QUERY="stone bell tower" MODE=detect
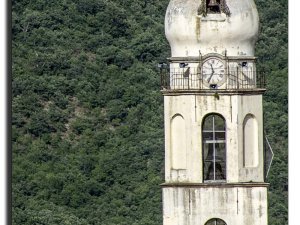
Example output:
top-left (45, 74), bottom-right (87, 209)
top-left (160, 0), bottom-right (268, 224)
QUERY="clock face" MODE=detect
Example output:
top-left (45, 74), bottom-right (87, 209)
top-left (202, 58), bottom-right (226, 87)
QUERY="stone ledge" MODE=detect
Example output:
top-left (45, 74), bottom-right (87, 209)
top-left (160, 182), bottom-right (270, 188)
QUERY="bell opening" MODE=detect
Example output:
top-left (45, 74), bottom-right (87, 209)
top-left (206, 0), bottom-right (221, 14)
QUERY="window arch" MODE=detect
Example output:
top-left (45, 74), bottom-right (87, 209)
top-left (205, 218), bottom-right (227, 225)
top-left (202, 114), bottom-right (226, 182)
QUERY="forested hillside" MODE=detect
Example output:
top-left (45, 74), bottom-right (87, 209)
top-left (12, 0), bottom-right (288, 224)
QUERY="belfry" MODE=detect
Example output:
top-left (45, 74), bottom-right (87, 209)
top-left (160, 0), bottom-right (268, 224)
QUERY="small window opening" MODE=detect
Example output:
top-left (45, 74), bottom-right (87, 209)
top-left (206, 0), bottom-right (221, 14)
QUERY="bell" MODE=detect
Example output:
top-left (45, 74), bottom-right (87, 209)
top-left (207, 0), bottom-right (221, 13)
top-left (208, 0), bottom-right (219, 7)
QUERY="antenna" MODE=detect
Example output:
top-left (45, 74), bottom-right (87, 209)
top-left (199, 50), bottom-right (203, 63)
top-left (264, 134), bottom-right (274, 178)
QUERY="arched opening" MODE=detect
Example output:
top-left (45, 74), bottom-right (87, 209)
top-left (205, 218), bottom-right (227, 225)
top-left (202, 114), bottom-right (226, 182)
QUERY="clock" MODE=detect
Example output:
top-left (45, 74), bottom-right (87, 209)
top-left (202, 58), bottom-right (226, 87)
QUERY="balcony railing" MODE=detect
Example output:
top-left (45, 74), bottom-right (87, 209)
top-left (160, 67), bottom-right (266, 90)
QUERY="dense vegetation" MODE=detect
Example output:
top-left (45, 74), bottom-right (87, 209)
top-left (12, 0), bottom-right (288, 224)
top-left (256, 0), bottom-right (288, 224)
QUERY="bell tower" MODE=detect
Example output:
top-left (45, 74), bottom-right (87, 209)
top-left (160, 0), bottom-right (268, 224)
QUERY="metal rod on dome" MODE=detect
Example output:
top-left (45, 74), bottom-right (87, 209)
top-left (237, 67), bottom-right (239, 89)
top-left (225, 49), bottom-right (228, 89)
top-left (199, 50), bottom-right (202, 89)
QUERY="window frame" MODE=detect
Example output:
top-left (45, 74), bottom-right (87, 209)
top-left (202, 113), bottom-right (227, 182)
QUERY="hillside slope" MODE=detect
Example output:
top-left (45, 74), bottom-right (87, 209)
top-left (12, 0), bottom-right (287, 224)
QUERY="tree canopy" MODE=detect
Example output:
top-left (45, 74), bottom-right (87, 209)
top-left (12, 0), bottom-right (288, 224)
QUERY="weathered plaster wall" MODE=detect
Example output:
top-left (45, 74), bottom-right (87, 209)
top-left (163, 186), bottom-right (268, 225)
top-left (164, 93), bottom-right (264, 183)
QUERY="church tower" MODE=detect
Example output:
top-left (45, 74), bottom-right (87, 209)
top-left (160, 0), bottom-right (268, 224)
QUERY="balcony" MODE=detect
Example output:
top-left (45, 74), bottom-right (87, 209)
top-left (160, 67), bottom-right (266, 91)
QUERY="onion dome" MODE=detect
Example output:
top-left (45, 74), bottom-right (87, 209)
top-left (165, 0), bottom-right (259, 57)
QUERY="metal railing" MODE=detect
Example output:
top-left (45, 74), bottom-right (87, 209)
top-left (160, 67), bottom-right (266, 90)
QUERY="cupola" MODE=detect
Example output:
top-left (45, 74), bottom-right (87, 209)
top-left (165, 0), bottom-right (259, 57)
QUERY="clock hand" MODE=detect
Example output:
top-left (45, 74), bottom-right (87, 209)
top-left (207, 64), bottom-right (214, 83)
top-left (207, 73), bottom-right (214, 83)
top-left (210, 64), bottom-right (214, 74)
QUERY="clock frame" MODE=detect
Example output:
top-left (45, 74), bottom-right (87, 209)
top-left (201, 57), bottom-right (227, 88)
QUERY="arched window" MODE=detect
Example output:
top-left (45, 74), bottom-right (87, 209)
top-left (205, 218), bottom-right (227, 225)
top-left (202, 114), bottom-right (226, 182)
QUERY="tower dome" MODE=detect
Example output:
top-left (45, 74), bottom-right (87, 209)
top-left (165, 0), bottom-right (259, 57)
